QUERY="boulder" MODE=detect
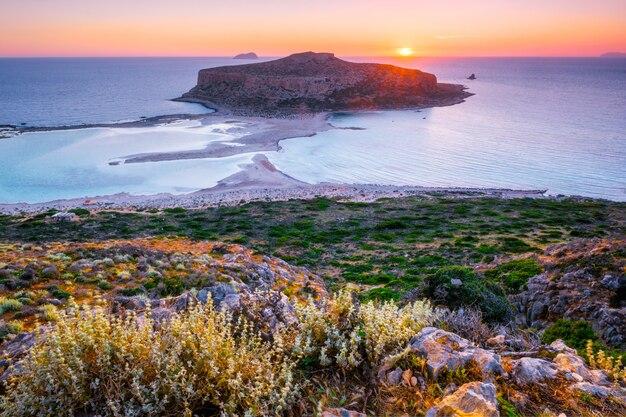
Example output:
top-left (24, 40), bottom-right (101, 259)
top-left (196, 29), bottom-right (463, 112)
top-left (425, 382), bottom-right (499, 417)
top-left (554, 353), bottom-right (608, 385)
top-left (511, 357), bottom-right (558, 385)
top-left (408, 327), bottom-right (503, 379)
top-left (197, 283), bottom-right (244, 313)
top-left (112, 296), bottom-right (149, 313)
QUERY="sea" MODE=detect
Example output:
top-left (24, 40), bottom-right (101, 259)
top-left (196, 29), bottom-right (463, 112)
top-left (0, 56), bottom-right (625, 203)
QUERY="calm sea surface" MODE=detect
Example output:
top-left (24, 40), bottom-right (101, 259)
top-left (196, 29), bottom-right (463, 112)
top-left (0, 57), bottom-right (624, 202)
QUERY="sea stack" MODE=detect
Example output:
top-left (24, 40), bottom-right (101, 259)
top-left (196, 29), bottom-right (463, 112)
top-left (180, 51), bottom-right (472, 115)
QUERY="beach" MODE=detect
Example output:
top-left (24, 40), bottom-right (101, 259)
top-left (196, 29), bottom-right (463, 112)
top-left (0, 150), bottom-right (548, 214)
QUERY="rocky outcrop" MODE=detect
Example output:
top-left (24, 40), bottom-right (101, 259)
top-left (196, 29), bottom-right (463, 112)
top-left (180, 52), bottom-right (471, 115)
top-left (405, 327), bottom-right (503, 379)
top-left (512, 239), bottom-right (625, 348)
top-left (511, 357), bottom-right (558, 385)
top-left (425, 382), bottom-right (499, 417)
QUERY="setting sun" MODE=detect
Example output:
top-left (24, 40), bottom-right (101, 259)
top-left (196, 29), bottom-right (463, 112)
top-left (397, 47), bottom-right (413, 56)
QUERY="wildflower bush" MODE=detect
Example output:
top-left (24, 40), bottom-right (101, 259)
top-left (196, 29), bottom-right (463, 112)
top-left (295, 290), bottom-right (439, 369)
top-left (586, 340), bottom-right (626, 384)
top-left (0, 290), bottom-right (439, 416)
top-left (1, 302), bottom-right (301, 417)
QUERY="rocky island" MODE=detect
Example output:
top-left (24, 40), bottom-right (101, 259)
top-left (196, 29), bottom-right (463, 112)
top-left (179, 51), bottom-right (471, 116)
top-left (233, 52), bottom-right (258, 59)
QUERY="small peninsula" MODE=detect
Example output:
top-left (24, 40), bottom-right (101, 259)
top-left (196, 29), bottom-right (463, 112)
top-left (180, 52), bottom-right (471, 115)
top-left (233, 52), bottom-right (258, 59)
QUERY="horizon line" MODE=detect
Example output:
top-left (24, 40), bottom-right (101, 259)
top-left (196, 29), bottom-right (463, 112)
top-left (0, 54), bottom-right (621, 59)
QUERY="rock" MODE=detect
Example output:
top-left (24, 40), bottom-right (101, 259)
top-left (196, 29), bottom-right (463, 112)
top-left (425, 382), bottom-right (499, 417)
top-left (571, 382), bottom-right (626, 403)
top-left (174, 292), bottom-right (196, 312)
top-left (601, 274), bottom-right (625, 291)
top-left (450, 278), bottom-right (463, 287)
top-left (321, 408), bottom-right (366, 417)
top-left (180, 52), bottom-right (472, 116)
top-left (197, 283), bottom-right (240, 308)
top-left (407, 327), bottom-right (503, 379)
top-left (554, 353), bottom-right (608, 385)
top-left (443, 382), bottom-right (458, 396)
top-left (486, 335), bottom-right (506, 346)
top-left (386, 367), bottom-right (403, 385)
top-left (36, 298), bottom-right (63, 306)
top-left (0, 331), bottom-right (41, 382)
top-left (402, 369), bottom-right (413, 385)
top-left (40, 266), bottom-right (59, 279)
top-left (112, 296), bottom-right (148, 313)
top-left (233, 52), bottom-right (258, 59)
top-left (548, 339), bottom-right (577, 355)
top-left (512, 239), bottom-right (626, 349)
top-left (511, 357), bottom-right (558, 385)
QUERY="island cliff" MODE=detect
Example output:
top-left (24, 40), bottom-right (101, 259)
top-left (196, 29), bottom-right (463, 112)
top-left (179, 52), bottom-right (472, 115)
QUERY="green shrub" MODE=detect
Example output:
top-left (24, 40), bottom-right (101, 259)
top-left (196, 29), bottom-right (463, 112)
top-left (541, 319), bottom-right (598, 355)
top-left (359, 288), bottom-right (401, 302)
top-left (97, 281), bottom-right (112, 291)
top-left (485, 257), bottom-right (542, 293)
top-left (498, 237), bottom-right (536, 254)
top-left (162, 207), bottom-right (187, 214)
top-left (0, 298), bottom-right (22, 315)
top-left (47, 285), bottom-right (71, 299)
top-left (68, 208), bottom-right (90, 217)
top-left (422, 266), bottom-right (512, 322)
top-left (374, 220), bottom-right (406, 230)
top-left (121, 287), bottom-right (144, 297)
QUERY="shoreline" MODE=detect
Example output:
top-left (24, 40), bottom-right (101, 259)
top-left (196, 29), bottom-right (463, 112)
top-left (0, 153), bottom-right (550, 214)
top-left (0, 184), bottom-right (550, 215)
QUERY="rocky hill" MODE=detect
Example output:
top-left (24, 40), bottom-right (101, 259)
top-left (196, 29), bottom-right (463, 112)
top-left (180, 52), bottom-right (471, 115)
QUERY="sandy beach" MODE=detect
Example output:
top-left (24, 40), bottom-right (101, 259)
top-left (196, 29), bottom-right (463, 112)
top-left (0, 152), bottom-right (548, 214)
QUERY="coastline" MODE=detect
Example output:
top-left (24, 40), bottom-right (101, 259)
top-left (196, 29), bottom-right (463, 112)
top-left (0, 153), bottom-right (548, 214)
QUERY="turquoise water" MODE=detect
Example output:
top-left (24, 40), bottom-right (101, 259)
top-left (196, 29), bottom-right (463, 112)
top-left (0, 57), bottom-right (624, 202)
top-left (270, 58), bottom-right (626, 200)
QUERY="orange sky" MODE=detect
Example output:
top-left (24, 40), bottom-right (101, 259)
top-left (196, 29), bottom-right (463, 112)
top-left (1, 0), bottom-right (625, 57)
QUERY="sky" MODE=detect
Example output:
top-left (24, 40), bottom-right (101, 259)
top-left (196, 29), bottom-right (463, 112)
top-left (1, 0), bottom-right (625, 57)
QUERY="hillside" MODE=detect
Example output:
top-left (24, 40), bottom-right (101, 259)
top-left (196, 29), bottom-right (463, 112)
top-left (179, 52), bottom-right (471, 115)
top-left (0, 196), bottom-right (624, 416)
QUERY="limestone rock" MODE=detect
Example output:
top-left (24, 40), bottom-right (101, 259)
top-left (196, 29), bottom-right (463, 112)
top-left (554, 353), bottom-right (608, 385)
top-left (408, 327), bottom-right (503, 379)
top-left (511, 357), bottom-right (558, 385)
top-left (425, 382), bottom-right (499, 417)
top-left (571, 382), bottom-right (626, 403)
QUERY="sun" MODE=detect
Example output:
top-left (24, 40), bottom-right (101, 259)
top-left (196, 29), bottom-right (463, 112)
top-left (397, 47), bottom-right (413, 57)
